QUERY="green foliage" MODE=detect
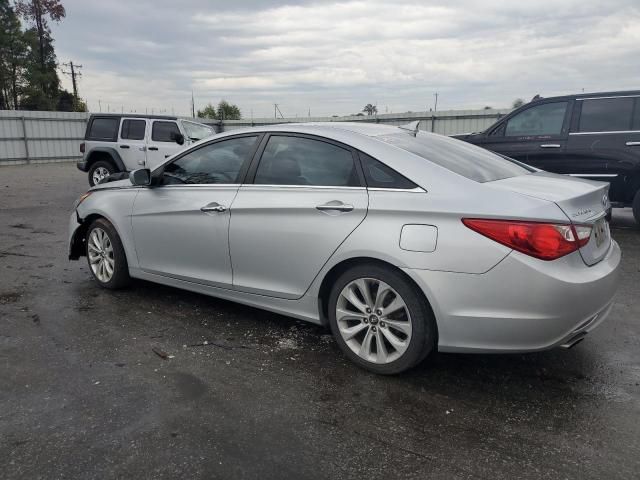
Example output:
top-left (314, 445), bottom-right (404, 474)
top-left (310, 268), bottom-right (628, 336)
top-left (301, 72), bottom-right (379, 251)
top-left (0, 0), bottom-right (28, 109)
top-left (362, 103), bottom-right (377, 116)
top-left (197, 102), bottom-right (218, 119)
top-left (0, 0), bottom-right (75, 111)
top-left (512, 98), bottom-right (525, 108)
top-left (197, 100), bottom-right (242, 120)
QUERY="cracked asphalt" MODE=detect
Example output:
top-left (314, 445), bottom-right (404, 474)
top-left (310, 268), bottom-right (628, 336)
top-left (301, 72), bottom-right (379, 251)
top-left (1, 163), bottom-right (639, 479)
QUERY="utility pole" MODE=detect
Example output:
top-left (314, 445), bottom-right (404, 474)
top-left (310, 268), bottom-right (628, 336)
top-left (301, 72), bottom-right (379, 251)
top-left (61, 61), bottom-right (83, 106)
top-left (274, 104), bottom-right (284, 119)
top-left (191, 91), bottom-right (196, 118)
top-left (434, 92), bottom-right (439, 112)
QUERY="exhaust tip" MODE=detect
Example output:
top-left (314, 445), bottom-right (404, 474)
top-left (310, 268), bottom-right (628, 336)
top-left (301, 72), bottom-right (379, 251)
top-left (560, 333), bottom-right (587, 349)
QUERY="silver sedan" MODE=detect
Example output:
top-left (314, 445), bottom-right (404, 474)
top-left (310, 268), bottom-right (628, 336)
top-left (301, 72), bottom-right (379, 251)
top-left (68, 122), bottom-right (621, 374)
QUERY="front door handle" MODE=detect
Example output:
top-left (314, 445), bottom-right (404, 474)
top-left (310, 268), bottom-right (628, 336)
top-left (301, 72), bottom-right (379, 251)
top-left (625, 141), bottom-right (640, 146)
top-left (200, 202), bottom-right (227, 213)
top-left (119, 145), bottom-right (130, 149)
top-left (540, 144), bottom-right (561, 148)
top-left (316, 202), bottom-right (354, 212)
top-left (148, 146), bottom-right (159, 151)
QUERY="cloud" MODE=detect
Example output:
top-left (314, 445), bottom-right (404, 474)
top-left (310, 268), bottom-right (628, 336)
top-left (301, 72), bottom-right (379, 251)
top-left (52, 0), bottom-right (640, 117)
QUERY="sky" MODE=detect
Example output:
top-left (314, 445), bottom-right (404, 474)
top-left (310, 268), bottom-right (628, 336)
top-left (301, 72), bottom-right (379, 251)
top-left (50, 0), bottom-right (640, 118)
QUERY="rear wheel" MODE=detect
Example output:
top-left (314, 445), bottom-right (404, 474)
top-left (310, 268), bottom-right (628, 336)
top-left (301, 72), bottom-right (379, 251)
top-left (88, 160), bottom-right (115, 187)
top-left (633, 190), bottom-right (640, 225)
top-left (328, 264), bottom-right (436, 374)
top-left (86, 218), bottom-right (131, 289)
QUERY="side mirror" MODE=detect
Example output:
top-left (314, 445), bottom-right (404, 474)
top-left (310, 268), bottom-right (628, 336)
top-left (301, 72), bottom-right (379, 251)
top-left (172, 132), bottom-right (185, 145)
top-left (129, 168), bottom-right (151, 186)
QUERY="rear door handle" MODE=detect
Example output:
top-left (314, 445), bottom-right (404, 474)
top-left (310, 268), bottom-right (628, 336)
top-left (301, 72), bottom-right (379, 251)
top-left (540, 144), bottom-right (561, 148)
top-left (200, 202), bottom-right (227, 213)
top-left (316, 202), bottom-right (354, 212)
top-left (119, 145), bottom-right (130, 149)
top-left (148, 146), bottom-right (159, 151)
top-left (625, 141), bottom-right (640, 146)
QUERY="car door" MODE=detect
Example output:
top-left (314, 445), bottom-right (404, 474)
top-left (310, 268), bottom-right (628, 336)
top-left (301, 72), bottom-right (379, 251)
top-left (118, 118), bottom-right (148, 170)
top-left (565, 95), bottom-right (640, 204)
top-left (229, 134), bottom-right (369, 299)
top-left (147, 120), bottom-right (184, 169)
top-left (478, 100), bottom-right (572, 170)
top-left (131, 134), bottom-right (261, 287)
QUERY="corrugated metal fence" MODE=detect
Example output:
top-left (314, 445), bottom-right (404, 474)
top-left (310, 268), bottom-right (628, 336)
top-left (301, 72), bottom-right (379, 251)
top-left (0, 108), bottom-right (510, 165)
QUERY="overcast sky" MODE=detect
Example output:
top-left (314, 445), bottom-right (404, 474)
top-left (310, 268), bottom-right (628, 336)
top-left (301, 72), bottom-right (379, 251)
top-left (51, 0), bottom-right (640, 118)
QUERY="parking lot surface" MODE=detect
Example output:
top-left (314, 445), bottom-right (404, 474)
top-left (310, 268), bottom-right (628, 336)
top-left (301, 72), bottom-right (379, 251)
top-left (1, 163), bottom-right (639, 479)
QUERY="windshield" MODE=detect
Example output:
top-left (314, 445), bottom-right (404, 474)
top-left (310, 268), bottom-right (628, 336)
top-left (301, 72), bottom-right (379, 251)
top-left (378, 131), bottom-right (534, 183)
top-left (181, 121), bottom-right (214, 141)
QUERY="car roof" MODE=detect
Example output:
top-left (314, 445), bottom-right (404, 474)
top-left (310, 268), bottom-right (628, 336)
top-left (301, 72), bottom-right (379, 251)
top-left (530, 90), bottom-right (640, 103)
top-left (89, 113), bottom-right (179, 121)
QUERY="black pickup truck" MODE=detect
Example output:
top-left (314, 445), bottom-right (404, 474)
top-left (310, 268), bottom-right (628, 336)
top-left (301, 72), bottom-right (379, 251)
top-left (453, 91), bottom-right (640, 224)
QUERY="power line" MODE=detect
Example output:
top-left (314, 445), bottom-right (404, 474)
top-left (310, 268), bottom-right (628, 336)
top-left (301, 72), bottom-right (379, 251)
top-left (61, 61), bottom-right (83, 101)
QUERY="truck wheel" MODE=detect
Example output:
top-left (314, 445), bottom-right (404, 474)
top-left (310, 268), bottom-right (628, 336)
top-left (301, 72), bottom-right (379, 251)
top-left (88, 160), bottom-right (115, 187)
top-left (633, 190), bottom-right (640, 225)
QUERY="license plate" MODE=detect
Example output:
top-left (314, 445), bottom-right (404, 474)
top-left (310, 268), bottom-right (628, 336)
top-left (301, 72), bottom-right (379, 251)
top-left (593, 218), bottom-right (609, 248)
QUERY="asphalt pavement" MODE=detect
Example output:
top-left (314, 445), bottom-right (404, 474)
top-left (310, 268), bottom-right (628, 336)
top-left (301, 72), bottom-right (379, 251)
top-left (1, 163), bottom-right (639, 479)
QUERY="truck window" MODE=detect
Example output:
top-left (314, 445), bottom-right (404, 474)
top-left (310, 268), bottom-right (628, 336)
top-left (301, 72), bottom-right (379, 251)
top-left (578, 97), bottom-right (634, 132)
top-left (87, 117), bottom-right (119, 141)
top-left (504, 102), bottom-right (568, 137)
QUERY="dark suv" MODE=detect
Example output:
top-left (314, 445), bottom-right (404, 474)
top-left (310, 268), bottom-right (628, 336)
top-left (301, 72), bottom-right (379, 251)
top-left (454, 91), bottom-right (640, 224)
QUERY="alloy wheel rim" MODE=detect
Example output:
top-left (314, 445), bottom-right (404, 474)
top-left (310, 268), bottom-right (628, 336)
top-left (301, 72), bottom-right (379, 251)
top-left (87, 228), bottom-right (115, 283)
top-left (93, 167), bottom-right (109, 184)
top-left (336, 278), bottom-right (412, 364)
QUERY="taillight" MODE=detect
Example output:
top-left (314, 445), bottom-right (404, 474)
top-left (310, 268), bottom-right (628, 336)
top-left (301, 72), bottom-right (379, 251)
top-left (80, 142), bottom-right (85, 153)
top-left (462, 218), bottom-right (592, 261)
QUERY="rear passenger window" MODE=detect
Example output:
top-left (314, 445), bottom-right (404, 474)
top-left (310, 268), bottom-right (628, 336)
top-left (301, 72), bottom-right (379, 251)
top-left (120, 119), bottom-right (146, 140)
top-left (87, 118), bottom-right (119, 141)
top-left (578, 97), bottom-right (634, 132)
top-left (255, 136), bottom-right (360, 187)
top-left (633, 99), bottom-right (640, 130)
top-left (359, 153), bottom-right (417, 189)
top-left (152, 121), bottom-right (181, 142)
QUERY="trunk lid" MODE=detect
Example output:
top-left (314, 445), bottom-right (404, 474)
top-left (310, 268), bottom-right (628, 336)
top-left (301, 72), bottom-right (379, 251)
top-left (489, 172), bottom-right (611, 265)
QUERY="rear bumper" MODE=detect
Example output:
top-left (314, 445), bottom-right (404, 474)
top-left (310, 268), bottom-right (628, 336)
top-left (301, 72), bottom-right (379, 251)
top-left (404, 240), bottom-right (621, 353)
top-left (77, 160), bottom-right (88, 172)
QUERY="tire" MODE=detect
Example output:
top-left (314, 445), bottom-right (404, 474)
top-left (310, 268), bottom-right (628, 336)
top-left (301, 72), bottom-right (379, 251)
top-left (328, 264), bottom-right (437, 375)
top-left (633, 189), bottom-right (640, 225)
top-left (88, 160), bottom-right (115, 187)
top-left (86, 218), bottom-right (131, 289)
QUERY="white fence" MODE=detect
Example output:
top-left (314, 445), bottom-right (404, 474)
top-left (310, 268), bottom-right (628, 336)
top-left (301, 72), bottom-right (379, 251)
top-left (0, 108), bottom-right (510, 165)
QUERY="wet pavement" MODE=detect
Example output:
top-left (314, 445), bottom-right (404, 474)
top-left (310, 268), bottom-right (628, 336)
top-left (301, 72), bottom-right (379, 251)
top-left (1, 163), bottom-right (639, 479)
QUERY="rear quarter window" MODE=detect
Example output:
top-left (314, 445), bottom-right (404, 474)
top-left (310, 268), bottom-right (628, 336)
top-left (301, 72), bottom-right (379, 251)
top-left (378, 132), bottom-right (533, 183)
top-left (87, 117), bottom-right (119, 141)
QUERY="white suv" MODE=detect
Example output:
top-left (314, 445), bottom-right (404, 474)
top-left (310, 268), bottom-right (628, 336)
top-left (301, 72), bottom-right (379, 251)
top-left (78, 114), bottom-right (215, 186)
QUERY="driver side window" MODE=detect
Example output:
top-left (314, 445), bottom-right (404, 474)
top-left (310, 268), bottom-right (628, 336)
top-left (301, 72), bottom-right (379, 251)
top-left (504, 102), bottom-right (568, 137)
top-left (163, 136), bottom-right (258, 184)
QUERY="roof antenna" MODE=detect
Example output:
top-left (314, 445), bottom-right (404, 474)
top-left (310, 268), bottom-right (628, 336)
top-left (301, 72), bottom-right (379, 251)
top-left (398, 120), bottom-right (420, 136)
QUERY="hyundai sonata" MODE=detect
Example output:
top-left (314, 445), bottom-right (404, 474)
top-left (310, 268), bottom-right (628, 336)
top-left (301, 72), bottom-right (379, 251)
top-left (68, 122), bottom-right (620, 374)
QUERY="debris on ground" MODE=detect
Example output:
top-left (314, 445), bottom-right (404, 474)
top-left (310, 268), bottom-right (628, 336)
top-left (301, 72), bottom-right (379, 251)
top-left (152, 346), bottom-right (169, 359)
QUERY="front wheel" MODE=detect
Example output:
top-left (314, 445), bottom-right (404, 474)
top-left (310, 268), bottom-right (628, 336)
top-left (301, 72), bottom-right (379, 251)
top-left (86, 218), bottom-right (131, 289)
top-left (328, 264), bottom-right (437, 374)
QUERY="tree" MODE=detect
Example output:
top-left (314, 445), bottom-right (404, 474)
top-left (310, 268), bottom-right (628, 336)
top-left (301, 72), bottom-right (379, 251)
top-left (15, 0), bottom-right (65, 110)
top-left (216, 100), bottom-right (241, 120)
top-left (197, 102), bottom-right (217, 119)
top-left (197, 100), bottom-right (241, 120)
top-left (0, 0), bottom-right (28, 109)
top-left (512, 98), bottom-right (524, 108)
top-left (483, 105), bottom-right (493, 110)
top-left (362, 103), bottom-right (377, 116)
